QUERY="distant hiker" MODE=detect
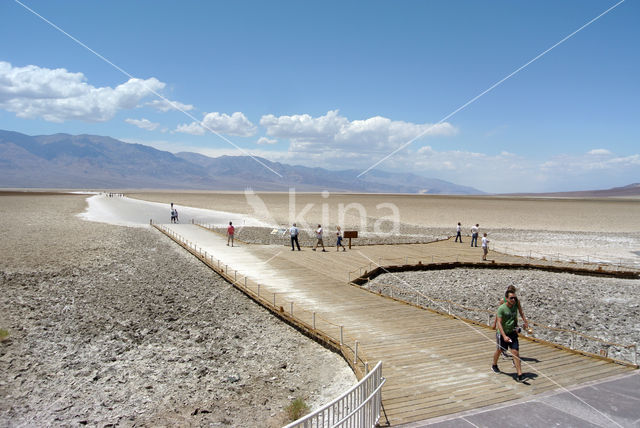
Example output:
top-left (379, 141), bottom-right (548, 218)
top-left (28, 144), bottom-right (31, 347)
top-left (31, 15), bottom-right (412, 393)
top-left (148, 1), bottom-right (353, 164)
top-left (312, 224), bottom-right (326, 252)
top-left (170, 203), bottom-right (177, 223)
top-left (227, 222), bottom-right (235, 247)
top-left (336, 226), bottom-right (346, 251)
top-left (482, 233), bottom-right (490, 260)
top-left (290, 223), bottom-right (301, 251)
top-left (455, 222), bottom-right (463, 243)
top-left (471, 224), bottom-right (479, 247)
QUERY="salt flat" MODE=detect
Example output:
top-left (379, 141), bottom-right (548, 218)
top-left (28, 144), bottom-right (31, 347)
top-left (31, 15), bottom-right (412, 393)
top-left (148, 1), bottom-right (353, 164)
top-left (129, 191), bottom-right (640, 266)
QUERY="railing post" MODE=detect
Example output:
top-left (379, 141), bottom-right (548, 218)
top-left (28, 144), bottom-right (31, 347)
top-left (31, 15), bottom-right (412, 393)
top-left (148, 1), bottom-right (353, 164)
top-left (364, 361), bottom-right (369, 374)
top-left (290, 302), bottom-right (294, 316)
top-left (234, 271), bottom-right (237, 282)
top-left (273, 293), bottom-right (276, 307)
top-left (340, 326), bottom-right (344, 346)
top-left (354, 340), bottom-right (359, 364)
top-left (244, 277), bottom-right (247, 288)
top-left (313, 312), bottom-right (316, 329)
top-left (257, 284), bottom-right (260, 297)
top-left (633, 344), bottom-right (637, 366)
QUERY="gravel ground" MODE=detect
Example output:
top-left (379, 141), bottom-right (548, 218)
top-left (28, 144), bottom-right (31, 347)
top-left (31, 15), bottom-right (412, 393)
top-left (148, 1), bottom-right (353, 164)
top-left (0, 195), bottom-right (355, 427)
top-left (368, 268), bottom-right (640, 364)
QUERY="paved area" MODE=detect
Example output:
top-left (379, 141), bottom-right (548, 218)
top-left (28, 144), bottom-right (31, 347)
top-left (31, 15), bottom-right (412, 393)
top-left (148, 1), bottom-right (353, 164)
top-left (402, 372), bottom-right (640, 427)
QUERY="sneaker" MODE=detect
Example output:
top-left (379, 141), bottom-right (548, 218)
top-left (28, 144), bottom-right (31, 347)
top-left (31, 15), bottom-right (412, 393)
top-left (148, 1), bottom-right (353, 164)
top-left (322, 249), bottom-right (327, 252)
top-left (491, 365), bottom-right (499, 373)
top-left (517, 374), bottom-right (524, 382)
top-left (312, 248), bottom-right (316, 251)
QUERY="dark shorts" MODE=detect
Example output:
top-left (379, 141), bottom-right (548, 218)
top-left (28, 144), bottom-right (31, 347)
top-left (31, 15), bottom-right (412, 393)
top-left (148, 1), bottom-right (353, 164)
top-left (496, 331), bottom-right (519, 351)
top-left (337, 236), bottom-right (343, 245)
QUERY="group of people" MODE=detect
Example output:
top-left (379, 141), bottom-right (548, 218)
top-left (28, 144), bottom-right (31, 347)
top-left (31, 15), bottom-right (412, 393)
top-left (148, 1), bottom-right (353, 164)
top-left (455, 222), bottom-right (490, 260)
top-left (289, 224), bottom-right (346, 252)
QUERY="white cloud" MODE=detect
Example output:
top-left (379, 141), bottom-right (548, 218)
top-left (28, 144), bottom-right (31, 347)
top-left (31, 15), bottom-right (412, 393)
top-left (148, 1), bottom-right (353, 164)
top-left (0, 61), bottom-right (165, 122)
top-left (145, 99), bottom-right (195, 112)
top-left (125, 118), bottom-right (161, 131)
top-left (257, 136), bottom-right (277, 145)
top-left (260, 110), bottom-right (457, 152)
top-left (587, 149), bottom-right (612, 156)
top-left (176, 111), bottom-right (257, 137)
top-left (175, 122), bottom-right (206, 135)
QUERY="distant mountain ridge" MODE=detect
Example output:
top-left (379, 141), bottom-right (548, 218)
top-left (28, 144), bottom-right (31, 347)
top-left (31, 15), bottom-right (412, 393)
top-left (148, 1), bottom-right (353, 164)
top-left (504, 183), bottom-right (640, 198)
top-left (0, 130), bottom-right (483, 194)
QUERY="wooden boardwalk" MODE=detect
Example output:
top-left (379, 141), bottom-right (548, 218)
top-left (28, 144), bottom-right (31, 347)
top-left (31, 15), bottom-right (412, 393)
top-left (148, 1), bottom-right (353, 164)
top-left (156, 223), bottom-right (636, 426)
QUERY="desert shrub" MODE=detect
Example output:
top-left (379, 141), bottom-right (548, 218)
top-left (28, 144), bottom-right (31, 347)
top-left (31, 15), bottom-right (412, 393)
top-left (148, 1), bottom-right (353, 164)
top-left (285, 397), bottom-right (310, 422)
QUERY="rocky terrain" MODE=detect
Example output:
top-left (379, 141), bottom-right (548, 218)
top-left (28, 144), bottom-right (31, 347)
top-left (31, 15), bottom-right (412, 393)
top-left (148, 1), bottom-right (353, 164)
top-left (368, 268), bottom-right (640, 363)
top-left (0, 195), bottom-right (355, 427)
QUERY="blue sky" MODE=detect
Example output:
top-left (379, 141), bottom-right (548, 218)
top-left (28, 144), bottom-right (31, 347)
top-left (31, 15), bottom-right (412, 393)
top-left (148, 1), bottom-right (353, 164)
top-left (1, 0), bottom-right (638, 193)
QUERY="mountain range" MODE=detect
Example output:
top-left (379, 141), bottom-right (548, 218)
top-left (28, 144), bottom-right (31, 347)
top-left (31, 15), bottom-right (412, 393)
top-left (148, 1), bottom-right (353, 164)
top-left (0, 130), bottom-right (483, 194)
top-left (506, 183), bottom-right (640, 198)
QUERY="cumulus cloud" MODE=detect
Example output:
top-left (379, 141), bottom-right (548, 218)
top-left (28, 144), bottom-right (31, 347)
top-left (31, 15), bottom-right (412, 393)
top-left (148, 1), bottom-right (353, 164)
top-left (176, 112), bottom-right (256, 137)
top-left (145, 99), bottom-right (194, 112)
top-left (175, 122), bottom-right (206, 135)
top-left (0, 61), bottom-right (165, 122)
top-left (257, 137), bottom-right (277, 145)
top-left (125, 118), bottom-right (161, 131)
top-left (260, 110), bottom-right (457, 152)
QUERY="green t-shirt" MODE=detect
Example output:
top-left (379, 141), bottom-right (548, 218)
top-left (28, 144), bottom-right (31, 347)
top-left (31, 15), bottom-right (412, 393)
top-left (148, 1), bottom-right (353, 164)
top-left (497, 302), bottom-right (518, 335)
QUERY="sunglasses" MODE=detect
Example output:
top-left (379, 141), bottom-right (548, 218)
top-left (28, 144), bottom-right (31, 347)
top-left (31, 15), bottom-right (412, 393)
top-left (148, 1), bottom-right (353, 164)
top-left (508, 296), bottom-right (517, 300)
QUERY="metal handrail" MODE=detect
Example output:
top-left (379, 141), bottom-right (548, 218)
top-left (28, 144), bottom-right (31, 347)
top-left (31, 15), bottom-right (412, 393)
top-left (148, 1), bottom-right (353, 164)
top-left (153, 222), bottom-right (374, 374)
top-left (284, 361), bottom-right (385, 428)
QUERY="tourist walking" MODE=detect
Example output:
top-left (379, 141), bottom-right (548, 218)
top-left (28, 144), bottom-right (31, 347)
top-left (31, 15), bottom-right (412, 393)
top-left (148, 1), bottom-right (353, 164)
top-left (227, 221), bottom-right (235, 247)
top-left (290, 223), bottom-right (301, 251)
top-left (481, 233), bottom-right (490, 260)
top-left (170, 203), bottom-right (179, 223)
top-left (312, 224), bottom-right (326, 252)
top-left (470, 224), bottom-right (479, 247)
top-left (491, 285), bottom-right (529, 332)
top-left (336, 226), bottom-right (346, 252)
top-left (492, 288), bottom-right (525, 382)
top-left (455, 222), bottom-right (463, 243)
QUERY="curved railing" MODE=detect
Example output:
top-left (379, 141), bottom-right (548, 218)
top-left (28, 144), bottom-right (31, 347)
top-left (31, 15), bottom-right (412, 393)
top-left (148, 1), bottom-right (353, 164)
top-left (284, 361), bottom-right (385, 428)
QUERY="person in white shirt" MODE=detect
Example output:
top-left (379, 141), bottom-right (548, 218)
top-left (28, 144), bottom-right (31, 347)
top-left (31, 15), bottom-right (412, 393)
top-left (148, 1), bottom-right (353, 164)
top-left (482, 233), bottom-right (490, 260)
top-left (290, 223), bottom-right (301, 251)
top-left (455, 222), bottom-right (463, 243)
top-left (471, 224), bottom-right (479, 247)
top-left (312, 224), bottom-right (326, 252)
top-left (336, 226), bottom-right (346, 252)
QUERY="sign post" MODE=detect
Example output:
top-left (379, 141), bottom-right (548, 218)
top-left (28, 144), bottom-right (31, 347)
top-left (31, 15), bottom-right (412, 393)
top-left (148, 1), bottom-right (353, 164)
top-left (343, 231), bottom-right (358, 249)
